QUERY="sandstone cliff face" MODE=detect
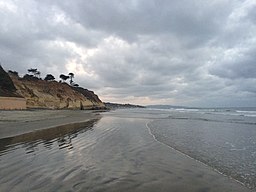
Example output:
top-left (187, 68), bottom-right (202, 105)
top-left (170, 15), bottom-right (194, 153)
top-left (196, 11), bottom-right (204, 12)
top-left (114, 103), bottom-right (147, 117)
top-left (9, 74), bottom-right (105, 110)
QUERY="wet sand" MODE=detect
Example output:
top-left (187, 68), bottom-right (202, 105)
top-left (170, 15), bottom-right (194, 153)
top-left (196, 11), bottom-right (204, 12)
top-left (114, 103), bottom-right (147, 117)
top-left (0, 110), bottom-right (101, 139)
top-left (0, 109), bottom-right (253, 191)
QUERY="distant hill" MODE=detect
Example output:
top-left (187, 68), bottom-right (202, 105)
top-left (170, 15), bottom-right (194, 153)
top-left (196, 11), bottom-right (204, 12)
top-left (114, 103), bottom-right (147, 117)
top-left (104, 102), bottom-right (145, 109)
top-left (146, 105), bottom-right (188, 109)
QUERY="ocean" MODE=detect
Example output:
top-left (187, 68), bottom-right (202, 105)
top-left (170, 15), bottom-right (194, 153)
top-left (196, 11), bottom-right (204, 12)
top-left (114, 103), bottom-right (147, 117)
top-left (0, 108), bottom-right (255, 191)
top-left (147, 107), bottom-right (256, 189)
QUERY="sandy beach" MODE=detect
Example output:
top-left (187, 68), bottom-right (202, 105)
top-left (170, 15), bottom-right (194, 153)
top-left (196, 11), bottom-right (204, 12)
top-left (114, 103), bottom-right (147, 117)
top-left (0, 109), bottom-right (254, 191)
top-left (0, 110), bottom-right (102, 139)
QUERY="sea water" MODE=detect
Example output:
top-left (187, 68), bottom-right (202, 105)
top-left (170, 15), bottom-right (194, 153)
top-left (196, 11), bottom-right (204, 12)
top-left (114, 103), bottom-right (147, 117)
top-left (0, 108), bottom-right (255, 191)
top-left (148, 107), bottom-right (256, 189)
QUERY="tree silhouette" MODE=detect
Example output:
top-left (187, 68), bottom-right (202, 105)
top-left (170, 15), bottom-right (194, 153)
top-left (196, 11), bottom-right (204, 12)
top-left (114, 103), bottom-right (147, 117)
top-left (28, 68), bottom-right (38, 76)
top-left (68, 73), bottom-right (74, 85)
top-left (27, 68), bottom-right (41, 78)
top-left (35, 71), bottom-right (41, 78)
top-left (44, 74), bottom-right (55, 81)
top-left (59, 74), bottom-right (69, 82)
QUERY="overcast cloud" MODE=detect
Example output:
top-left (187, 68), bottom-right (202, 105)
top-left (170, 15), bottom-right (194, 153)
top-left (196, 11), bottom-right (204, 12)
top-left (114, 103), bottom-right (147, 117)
top-left (0, 0), bottom-right (255, 107)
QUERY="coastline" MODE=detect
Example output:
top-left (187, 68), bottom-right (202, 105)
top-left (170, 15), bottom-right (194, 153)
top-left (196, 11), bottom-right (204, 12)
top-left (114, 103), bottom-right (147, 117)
top-left (0, 109), bottom-right (103, 139)
top-left (0, 109), bottom-right (254, 191)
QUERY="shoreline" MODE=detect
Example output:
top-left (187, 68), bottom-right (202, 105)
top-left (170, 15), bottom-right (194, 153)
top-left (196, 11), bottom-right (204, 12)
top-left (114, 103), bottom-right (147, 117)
top-left (0, 109), bottom-right (253, 191)
top-left (146, 120), bottom-right (251, 190)
top-left (0, 109), bottom-right (103, 139)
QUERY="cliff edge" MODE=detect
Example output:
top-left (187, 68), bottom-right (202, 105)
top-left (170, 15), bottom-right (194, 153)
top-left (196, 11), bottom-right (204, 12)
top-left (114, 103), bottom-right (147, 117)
top-left (0, 65), bottom-right (22, 98)
top-left (8, 74), bottom-right (105, 109)
top-left (0, 66), bottom-right (105, 110)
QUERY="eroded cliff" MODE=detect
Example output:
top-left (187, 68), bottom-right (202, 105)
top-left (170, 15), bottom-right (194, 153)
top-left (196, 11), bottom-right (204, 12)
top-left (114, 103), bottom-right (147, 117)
top-left (8, 73), bottom-right (105, 110)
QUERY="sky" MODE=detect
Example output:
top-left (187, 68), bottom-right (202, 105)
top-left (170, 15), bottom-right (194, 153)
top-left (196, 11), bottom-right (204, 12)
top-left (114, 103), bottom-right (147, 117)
top-left (0, 0), bottom-right (256, 107)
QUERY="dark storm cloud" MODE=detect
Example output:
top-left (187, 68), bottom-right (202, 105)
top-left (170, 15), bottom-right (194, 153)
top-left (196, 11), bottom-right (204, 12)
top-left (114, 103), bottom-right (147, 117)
top-left (209, 47), bottom-right (256, 79)
top-left (0, 0), bottom-right (255, 106)
top-left (55, 0), bottom-right (232, 44)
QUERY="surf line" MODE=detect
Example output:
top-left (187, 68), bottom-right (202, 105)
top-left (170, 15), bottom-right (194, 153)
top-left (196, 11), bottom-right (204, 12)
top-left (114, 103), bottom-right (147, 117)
top-left (145, 121), bottom-right (247, 188)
